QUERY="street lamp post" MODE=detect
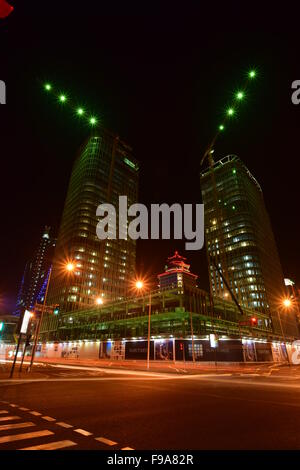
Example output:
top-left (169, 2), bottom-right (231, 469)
top-left (147, 291), bottom-right (152, 370)
top-left (277, 309), bottom-right (290, 365)
top-left (135, 280), bottom-right (152, 370)
top-left (27, 261), bottom-right (75, 373)
top-left (276, 298), bottom-right (294, 366)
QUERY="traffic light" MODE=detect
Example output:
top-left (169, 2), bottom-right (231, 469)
top-left (53, 305), bottom-right (59, 315)
top-left (179, 342), bottom-right (184, 351)
top-left (251, 317), bottom-right (258, 326)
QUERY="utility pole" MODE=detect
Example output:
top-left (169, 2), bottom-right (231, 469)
top-left (147, 291), bottom-right (152, 370)
top-left (190, 311), bottom-right (196, 363)
top-left (277, 310), bottom-right (290, 366)
top-left (27, 266), bottom-right (52, 373)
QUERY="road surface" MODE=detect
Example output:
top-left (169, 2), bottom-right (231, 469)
top-left (0, 362), bottom-right (300, 450)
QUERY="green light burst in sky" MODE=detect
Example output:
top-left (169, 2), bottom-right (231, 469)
top-left (43, 83), bottom-right (99, 128)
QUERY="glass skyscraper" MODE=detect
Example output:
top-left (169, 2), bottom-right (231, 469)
top-left (14, 226), bottom-right (56, 316)
top-left (200, 154), bottom-right (298, 337)
top-left (48, 127), bottom-right (139, 313)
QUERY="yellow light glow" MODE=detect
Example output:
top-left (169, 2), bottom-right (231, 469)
top-left (66, 262), bottom-right (75, 272)
top-left (135, 280), bottom-right (144, 290)
top-left (283, 298), bottom-right (292, 308)
top-left (96, 297), bottom-right (103, 305)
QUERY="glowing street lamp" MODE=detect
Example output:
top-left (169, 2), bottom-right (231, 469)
top-left (44, 83), bottom-right (52, 91)
top-left (227, 107), bottom-right (235, 116)
top-left (283, 298), bottom-right (292, 308)
top-left (96, 297), bottom-right (103, 305)
top-left (135, 280), bottom-right (144, 290)
top-left (66, 262), bottom-right (75, 272)
top-left (249, 70), bottom-right (256, 78)
top-left (59, 94), bottom-right (67, 103)
top-left (77, 107), bottom-right (84, 116)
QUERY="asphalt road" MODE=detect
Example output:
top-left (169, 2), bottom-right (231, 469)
top-left (1, 362), bottom-right (300, 450)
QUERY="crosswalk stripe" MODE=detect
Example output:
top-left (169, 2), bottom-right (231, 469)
top-left (121, 447), bottom-right (134, 450)
top-left (0, 416), bottom-right (21, 422)
top-left (95, 436), bottom-right (117, 446)
top-left (0, 422), bottom-right (35, 431)
top-left (42, 416), bottom-right (56, 422)
top-left (0, 429), bottom-right (54, 444)
top-left (20, 440), bottom-right (78, 450)
top-left (30, 411), bottom-right (42, 416)
top-left (0, 411), bottom-right (9, 415)
top-left (9, 404), bottom-right (18, 408)
top-left (56, 422), bottom-right (73, 428)
top-left (74, 428), bottom-right (93, 436)
top-left (19, 407), bottom-right (29, 411)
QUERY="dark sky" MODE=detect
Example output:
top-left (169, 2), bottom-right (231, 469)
top-left (0, 1), bottom-right (300, 313)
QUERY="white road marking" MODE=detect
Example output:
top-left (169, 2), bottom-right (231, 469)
top-left (74, 428), bottom-right (93, 436)
top-left (9, 404), bottom-right (18, 407)
top-left (0, 422), bottom-right (35, 431)
top-left (19, 407), bottom-right (29, 411)
top-left (30, 411), bottom-right (42, 416)
top-left (0, 416), bottom-right (21, 422)
top-left (121, 447), bottom-right (134, 450)
top-left (56, 422), bottom-right (73, 428)
top-left (0, 429), bottom-right (53, 444)
top-left (42, 416), bottom-right (56, 422)
top-left (95, 436), bottom-right (117, 446)
top-left (0, 410), bottom-right (9, 415)
top-left (20, 440), bottom-right (78, 450)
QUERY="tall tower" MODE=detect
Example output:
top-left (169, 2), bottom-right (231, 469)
top-left (200, 155), bottom-right (298, 337)
top-left (48, 127), bottom-right (139, 313)
top-left (158, 251), bottom-right (198, 291)
top-left (14, 226), bottom-right (56, 316)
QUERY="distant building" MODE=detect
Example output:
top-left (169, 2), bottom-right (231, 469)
top-left (14, 226), bottom-right (56, 316)
top-left (47, 127), bottom-right (139, 313)
top-left (200, 154), bottom-right (298, 337)
top-left (158, 251), bottom-right (198, 291)
top-left (0, 315), bottom-right (18, 344)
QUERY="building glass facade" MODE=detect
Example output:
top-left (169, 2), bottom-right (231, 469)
top-left (200, 155), bottom-right (298, 336)
top-left (48, 127), bottom-right (139, 313)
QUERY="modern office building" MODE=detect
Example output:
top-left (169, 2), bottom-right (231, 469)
top-left (14, 226), bottom-right (56, 316)
top-left (38, 252), bottom-right (299, 363)
top-left (200, 154), bottom-right (298, 336)
top-left (158, 251), bottom-right (198, 291)
top-left (47, 127), bottom-right (139, 313)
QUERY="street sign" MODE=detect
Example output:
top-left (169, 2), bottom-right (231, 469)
top-left (20, 310), bottom-right (32, 334)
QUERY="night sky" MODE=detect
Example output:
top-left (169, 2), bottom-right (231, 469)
top-left (1, 2), bottom-right (300, 314)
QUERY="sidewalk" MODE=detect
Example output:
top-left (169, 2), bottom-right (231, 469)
top-left (15, 356), bottom-right (284, 375)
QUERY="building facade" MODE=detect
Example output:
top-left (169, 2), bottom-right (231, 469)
top-left (47, 127), bottom-right (139, 313)
top-left (14, 226), bottom-right (56, 316)
top-left (200, 154), bottom-right (298, 337)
